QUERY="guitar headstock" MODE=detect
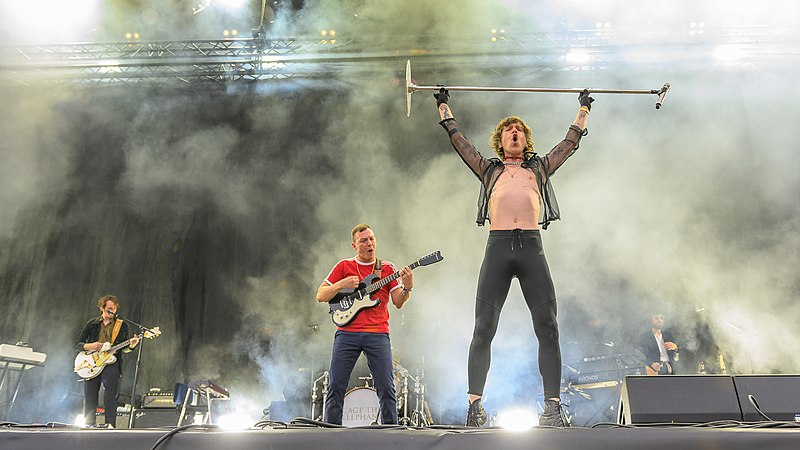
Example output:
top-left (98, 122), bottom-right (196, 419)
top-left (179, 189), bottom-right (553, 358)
top-left (143, 327), bottom-right (161, 339)
top-left (417, 250), bottom-right (443, 267)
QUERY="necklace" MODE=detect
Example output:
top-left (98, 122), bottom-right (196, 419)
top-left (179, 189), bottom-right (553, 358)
top-left (355, 259), bottom-right (372, 280)
top-left (504, 159), bottom-right (525, 178)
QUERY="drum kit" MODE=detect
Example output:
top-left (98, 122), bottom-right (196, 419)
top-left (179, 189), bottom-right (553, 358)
top-left (309, 359), bottom-right (432, 427)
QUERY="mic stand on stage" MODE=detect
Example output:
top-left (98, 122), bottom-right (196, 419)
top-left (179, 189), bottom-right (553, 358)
top-left (308, 324), bottom-right (321, 420)
top-left (117, 316), bottom-right (151, 429)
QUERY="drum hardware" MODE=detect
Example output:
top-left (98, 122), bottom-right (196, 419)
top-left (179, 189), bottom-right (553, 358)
top-left (395, 360), bottom-right (431, 427)
top-left (358, 374), bottom-right (373, 387)
top-left (410, 365), bottom-right (430, 427)
top-left (403, 59), bottom-right (671, 117)
top-left (310, 371), bottom-right (329, 422)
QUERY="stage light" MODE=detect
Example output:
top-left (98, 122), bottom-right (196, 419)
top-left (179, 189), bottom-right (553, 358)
top-left (321, 30), bottom-right (327, 36)
top-left (216, 0), bottom-right (247, 10)
top-left (4, 0), bottom-right (101, 43)
top-left (74, 414), bottom-right (86, 427)
top-left (689, 22), bottom-right (705, 36)
top-left (231, 29), bottom-right (238, 36)
top-left (134, 32), bottom-right (140, 39)
top-left (217, 412), bottom-right (254, 430)
top-left (490, 28), bottom-right (506, 42)
top-left (565, 49), bottom-right (591, 64)
top-left (497, 408), bottom-right (538, 431)
top-left (713, 45), bottom-right (744, 62)
top-left (223, 30), bottom-right (230, 36)
top-left (125, 32), bottom-right (132, 40)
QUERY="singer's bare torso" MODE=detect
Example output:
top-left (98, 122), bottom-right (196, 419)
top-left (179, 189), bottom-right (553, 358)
top-left (489, 165), bottom-right (541, 230)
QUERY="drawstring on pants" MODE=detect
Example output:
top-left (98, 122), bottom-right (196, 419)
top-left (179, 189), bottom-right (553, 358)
top-left (511, 228), bottom-right (524, 251)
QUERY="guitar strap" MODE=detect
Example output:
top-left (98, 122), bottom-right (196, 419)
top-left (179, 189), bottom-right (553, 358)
top-left (111, 319), bottom-right (123, 344)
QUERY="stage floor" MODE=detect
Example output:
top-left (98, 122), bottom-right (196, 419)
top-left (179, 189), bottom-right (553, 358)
top-left (3, 423), bottom-right (800, 450)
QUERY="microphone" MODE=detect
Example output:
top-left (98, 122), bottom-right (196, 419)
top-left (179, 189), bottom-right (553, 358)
top-left (105, 309), bottom-right (117, 318)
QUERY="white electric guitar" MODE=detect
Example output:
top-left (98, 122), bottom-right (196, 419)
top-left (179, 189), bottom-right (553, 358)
top-left (74, 327), bottom-right (161, 379)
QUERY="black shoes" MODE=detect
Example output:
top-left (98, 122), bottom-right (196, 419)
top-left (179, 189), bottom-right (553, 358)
top-left (465, 399), bottom-right (487, 427)
top-left (539, 399), bottom-right (569, 427)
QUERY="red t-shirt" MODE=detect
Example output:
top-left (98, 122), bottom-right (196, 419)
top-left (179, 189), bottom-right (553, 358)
top-left (324, 257), bottom-right (402, 333)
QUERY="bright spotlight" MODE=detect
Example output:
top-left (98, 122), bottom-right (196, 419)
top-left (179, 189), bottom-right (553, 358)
top-left (217, 412), bottom-right (254, 430)
top-left (216, 0), bottom-right (247, 10)
top-left (497, 408), bottom-right (538, 431)
top-left (320, 30), bottom-right (327, 36)
top-left (713, 45), bottom-right (744, 62)
top-left (565, 49), bottom-right (591, 64)
top-left (74, 414), bottom-right (86, 427)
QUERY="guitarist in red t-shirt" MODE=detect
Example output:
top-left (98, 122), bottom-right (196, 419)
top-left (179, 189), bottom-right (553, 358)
top-left (316, 224), bottom-right (414, 425)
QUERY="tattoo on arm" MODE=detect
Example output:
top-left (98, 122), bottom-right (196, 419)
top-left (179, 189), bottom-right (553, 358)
top-left (573, 110), bottom-right (588, 128)
top-left (440, 105), bottom-right (453, 121)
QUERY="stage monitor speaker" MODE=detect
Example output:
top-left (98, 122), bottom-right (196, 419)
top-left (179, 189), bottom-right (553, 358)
top-left (618, 375), bottom-right (742, 424)
top-left (733, 375), bottom-right (800, 422)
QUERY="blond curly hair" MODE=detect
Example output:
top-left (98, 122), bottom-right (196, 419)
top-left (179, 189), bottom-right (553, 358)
top-left (488, 116), bottom-right (534, 158)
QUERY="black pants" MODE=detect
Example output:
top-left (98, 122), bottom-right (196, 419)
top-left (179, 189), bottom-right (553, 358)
top-left (468, 229), bottom-right (562, 400)
top-left (83, 361), bottom-right (120, 426)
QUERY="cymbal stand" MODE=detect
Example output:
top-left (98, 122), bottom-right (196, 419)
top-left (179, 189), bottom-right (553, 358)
top-left (396, 367), bottom-right (410, 425)
top-left (310, 371), bottom-right (328, 422)
top-left (410, 365), bottom-right (430, 427)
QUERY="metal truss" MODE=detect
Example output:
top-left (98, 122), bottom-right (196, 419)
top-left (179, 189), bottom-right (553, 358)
top-left (1, 27), bottom-right (798, 86)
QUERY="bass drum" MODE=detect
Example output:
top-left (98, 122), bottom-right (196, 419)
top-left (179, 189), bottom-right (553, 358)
top-left (342, 387), bottom-right (379, 426)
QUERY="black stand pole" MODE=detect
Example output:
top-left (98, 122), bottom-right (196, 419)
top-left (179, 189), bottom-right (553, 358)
top-left (119, 316), bottom-right (150, 429)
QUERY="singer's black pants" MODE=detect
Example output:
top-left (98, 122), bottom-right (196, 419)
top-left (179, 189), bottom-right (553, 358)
top-left (83, 361), bottom-right (120, 426)
top-left (467, 229), bottom-right (562, 400)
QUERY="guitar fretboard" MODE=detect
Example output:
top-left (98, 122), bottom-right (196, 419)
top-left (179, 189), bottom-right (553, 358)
top-left (363, 261), bottom-right (421, 295)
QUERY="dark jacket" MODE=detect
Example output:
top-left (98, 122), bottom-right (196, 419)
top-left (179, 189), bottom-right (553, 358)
top-left (76, 317), bottom-right (133, 370)
top-left (639, 330), bottom-right (678, 369)
top-left (439, 118), bottom-right (586, 229)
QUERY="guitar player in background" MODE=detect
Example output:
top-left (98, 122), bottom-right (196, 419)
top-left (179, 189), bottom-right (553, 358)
top-left (316, 223), bottom-right (414, 425)
top-left (75, 294), bottom-right (139, 427)
top-left (638, 313), bottom-right (679, 376)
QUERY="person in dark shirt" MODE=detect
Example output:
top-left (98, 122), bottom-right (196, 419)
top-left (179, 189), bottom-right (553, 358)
top-left (75, 294), bottom-right (138, 427)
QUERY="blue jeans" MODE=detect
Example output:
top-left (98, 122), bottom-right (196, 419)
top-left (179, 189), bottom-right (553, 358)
top-left (324, 331), bottom-right (397, 425)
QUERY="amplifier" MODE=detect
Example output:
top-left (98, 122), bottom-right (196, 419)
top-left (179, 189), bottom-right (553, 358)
top-left (95, 412), bottom-right (131, 429)
top-left (142, 391), bottom-right (176, 409)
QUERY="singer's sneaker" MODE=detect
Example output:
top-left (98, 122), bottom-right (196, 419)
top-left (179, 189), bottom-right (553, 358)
top-left (465, 399), bottom-right (487, 427)
top-left (539, 399), bottom-right (569, 427)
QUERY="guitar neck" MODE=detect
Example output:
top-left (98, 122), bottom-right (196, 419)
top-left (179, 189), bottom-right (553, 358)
top-left (108, 334), bottom-right (138, 353)
top-left (364, 261), bottom-right (420, 294)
